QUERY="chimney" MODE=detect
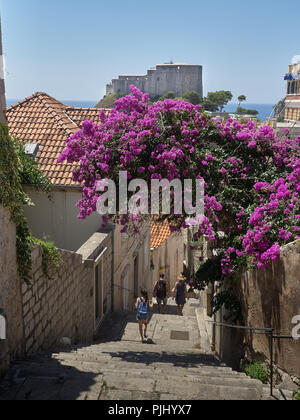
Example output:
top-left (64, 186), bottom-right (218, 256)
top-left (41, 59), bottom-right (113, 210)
top-left (0, 15), bottom-right (6, 124)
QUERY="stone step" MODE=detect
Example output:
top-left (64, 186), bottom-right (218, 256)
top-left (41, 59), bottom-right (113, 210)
top-left (101, 370), bottom-right (263, 392)
top-left (50, 343), bottom-right (222, 360)
top-left (22, 350), bottom-right (224, 366)
top-left (8, 357), bottom-right (293, 401)
top-left (99, 376), bottom-right (262, 401)
top-left (262, 387), bottom-right (294, 401)
top-left (57, 343), bottom-right (206, 353)
top-left (0, 373), bottom-right (262, 401)
top-left (0, 374), bottom-right (104, 401)
top-left (49, 353), bottom-right (232, 371)
top-left (11, 359), bottom-right (261, 391)
top-left (56, 348), bottom-right (220, 359)
top-left (13, 357), bottom-right (231, 375)
top-left (12, 359), bottom-right (243, 381)
top-left (1, 359), bottom-right (263, 401)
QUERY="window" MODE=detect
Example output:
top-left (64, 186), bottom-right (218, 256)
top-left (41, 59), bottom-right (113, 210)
top-left (288, 80), bottom-right (299, 95)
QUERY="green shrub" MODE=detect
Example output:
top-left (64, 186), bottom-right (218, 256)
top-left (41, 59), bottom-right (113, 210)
top-left (95, 92), bottom-right (126, 109)
top-left (244, 361), bottom-right (269, 384)
top-left (33, 237), bottom-right (62, 281)
top-left (292, 390), bottom-right (300, 401)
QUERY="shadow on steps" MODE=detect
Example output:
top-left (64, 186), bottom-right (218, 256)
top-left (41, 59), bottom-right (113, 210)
top-left (101, 349), bottom-right (222, 368)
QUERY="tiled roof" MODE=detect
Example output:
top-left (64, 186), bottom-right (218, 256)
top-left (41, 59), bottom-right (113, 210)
top-left (6, 92), bottom-right (102, 187)
top-left (65, 107), bottom-right (101, 127)
top-left (150, 220), bottom-right (172, 249)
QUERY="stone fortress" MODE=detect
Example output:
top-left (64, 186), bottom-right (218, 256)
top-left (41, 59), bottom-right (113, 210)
top-left (106, 62), bottom-right (203, 99)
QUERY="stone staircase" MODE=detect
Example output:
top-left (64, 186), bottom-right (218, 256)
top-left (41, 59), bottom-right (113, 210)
top-left (0, 300), bottom-right (294, 400)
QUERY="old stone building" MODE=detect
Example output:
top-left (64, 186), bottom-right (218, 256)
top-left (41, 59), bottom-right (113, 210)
top-left (106, 62), bottom-right (203, 99)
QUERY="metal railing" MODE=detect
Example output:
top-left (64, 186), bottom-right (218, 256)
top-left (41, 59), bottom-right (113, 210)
top-left (208, 320), bottom-right (295, 397)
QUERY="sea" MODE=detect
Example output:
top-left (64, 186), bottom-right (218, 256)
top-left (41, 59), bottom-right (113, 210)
top-left (6, 99), bottom-right (98, 109)
top-left (6, 99), bottom-right (275, 122)
top-left (224, 103), bottom-right (274, 122)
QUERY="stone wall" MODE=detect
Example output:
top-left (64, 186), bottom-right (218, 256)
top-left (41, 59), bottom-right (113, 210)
top-left (0, 206), bottom-right (113, 378)
top-left (236, 240), bottom-right (300, 377)
top-left (0, 205), bottom-right (24, 378)
top-left (22, 231), bottom-right (112, 355)
top-left (77, 231), bottom-right (113, 318)
top-left (21, 246), bottom-right (94, 354)
top-left (207, 241), bottom-right (300, 377)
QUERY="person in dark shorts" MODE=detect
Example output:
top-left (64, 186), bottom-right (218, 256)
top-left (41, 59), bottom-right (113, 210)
top-left (172, 274), bottom-right (188, 316)
top-left (153, 274), bottom-right (170, 314)
top-left (135, 289), bottom-right (153, 343)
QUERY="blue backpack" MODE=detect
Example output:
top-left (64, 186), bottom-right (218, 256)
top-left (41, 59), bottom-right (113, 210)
top-left (138, 299), bottom-right (148, 315)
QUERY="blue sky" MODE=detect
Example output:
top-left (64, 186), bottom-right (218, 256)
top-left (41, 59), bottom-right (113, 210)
top-left (0, 0), bottom-right (299, 103)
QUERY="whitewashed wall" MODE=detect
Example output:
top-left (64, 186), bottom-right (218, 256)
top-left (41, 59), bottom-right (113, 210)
top-left (24, 188), bottom-right (102, 252)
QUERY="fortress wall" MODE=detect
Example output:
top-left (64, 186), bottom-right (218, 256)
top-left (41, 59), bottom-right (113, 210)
top-left (107, 64), bottom-right (203, 98)
top-left (146, 65), bottom-right (203, 98)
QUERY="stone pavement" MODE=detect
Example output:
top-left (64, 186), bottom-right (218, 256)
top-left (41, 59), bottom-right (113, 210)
top-left (0, 299), bottom-right (293, 400)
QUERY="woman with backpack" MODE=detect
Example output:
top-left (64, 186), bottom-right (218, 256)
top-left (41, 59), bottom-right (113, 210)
top-left (135, 289), bottom-right (153, 343)
top-left (172, 274), bottom-right (188, 316)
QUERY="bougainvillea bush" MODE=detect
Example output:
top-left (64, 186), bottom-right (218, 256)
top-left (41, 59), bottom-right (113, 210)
top-left (58, 86), bottom-right (300, 300)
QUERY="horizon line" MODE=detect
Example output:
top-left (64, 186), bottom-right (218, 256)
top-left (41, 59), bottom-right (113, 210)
top-left (6, 98), bottom-right (276, 104)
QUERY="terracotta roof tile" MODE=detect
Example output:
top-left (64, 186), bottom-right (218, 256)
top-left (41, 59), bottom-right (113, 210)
top-left (65, 107), bottom-right (101, 127)
top-left (6, 92), bottom-right (108, 187)
top-left (150, 220), bottom-right (172, 249)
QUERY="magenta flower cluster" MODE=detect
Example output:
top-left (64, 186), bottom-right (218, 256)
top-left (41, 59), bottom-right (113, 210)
top-left (241, 157), bottom-right (300, 269)
top-left (58, 85), bottom-right (300, 275)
